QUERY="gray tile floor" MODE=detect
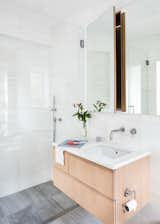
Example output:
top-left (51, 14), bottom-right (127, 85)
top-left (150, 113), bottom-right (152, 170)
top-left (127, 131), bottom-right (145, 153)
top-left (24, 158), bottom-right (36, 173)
top-left (0, 181), bottom-right (160, 224)
top-left (0, 182), bottom-right (77, 224)
top-left (49, 200), bottom-right (160, 224)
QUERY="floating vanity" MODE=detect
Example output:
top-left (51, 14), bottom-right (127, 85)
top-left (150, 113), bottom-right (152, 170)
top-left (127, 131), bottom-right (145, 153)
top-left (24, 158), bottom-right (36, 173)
top-left (53, 142), bottom-right (150, 224)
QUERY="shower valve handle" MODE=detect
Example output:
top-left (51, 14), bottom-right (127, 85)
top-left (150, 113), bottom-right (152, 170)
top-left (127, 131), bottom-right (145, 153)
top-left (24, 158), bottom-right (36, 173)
top-left (54, 117), bottom-right (62, 122)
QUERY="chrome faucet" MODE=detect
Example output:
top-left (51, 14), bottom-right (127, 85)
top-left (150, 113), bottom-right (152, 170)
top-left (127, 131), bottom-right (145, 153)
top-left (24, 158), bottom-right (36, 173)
top-left (109, 126), bottom-right (125, 141)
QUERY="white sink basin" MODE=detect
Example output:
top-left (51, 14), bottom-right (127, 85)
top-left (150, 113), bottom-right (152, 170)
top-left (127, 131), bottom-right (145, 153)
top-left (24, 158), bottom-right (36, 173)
top-left (84, 143), bottom-right (132, 160)
top-left (56, 140), bottom-right (151, 170)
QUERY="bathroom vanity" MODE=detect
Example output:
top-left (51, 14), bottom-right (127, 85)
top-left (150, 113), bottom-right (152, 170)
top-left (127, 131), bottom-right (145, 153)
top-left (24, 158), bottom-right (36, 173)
top-left (53, 143), bottom-right (150, 224)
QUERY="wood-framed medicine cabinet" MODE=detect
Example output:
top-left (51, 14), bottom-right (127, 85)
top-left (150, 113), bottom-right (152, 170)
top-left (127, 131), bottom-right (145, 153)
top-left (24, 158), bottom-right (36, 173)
top-left (114, 10), bottom-right (126, 112)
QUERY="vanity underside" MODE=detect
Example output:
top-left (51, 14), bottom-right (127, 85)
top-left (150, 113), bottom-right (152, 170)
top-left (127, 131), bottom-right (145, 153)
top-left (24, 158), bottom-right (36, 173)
top-left (53, 150), bottom-right (150, 224)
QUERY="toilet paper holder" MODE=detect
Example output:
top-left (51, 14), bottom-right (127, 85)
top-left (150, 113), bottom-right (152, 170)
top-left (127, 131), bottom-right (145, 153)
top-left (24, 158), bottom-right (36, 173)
top-left (122, 188), bottom-right (137, 213)
top-left (124, 188), bottom-right (136, 199)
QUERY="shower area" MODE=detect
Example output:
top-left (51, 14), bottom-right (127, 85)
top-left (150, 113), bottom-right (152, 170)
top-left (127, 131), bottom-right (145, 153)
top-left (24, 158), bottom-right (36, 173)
top-left (0, 34), bottom-right (54, 197)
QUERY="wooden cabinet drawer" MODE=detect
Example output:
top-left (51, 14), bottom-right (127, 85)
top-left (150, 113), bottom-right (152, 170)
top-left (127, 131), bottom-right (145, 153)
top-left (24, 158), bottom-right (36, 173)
top-left (54, 167), bottom-right (116, 224)
top-left (68, 153), bottom-right (114, 199)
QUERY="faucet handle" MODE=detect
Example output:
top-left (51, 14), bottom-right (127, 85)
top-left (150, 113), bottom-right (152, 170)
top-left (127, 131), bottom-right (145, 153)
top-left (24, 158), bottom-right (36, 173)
top-left (130, 128), bottom-right (137, 135)
top-left (120, 127), bottom-right (125, 132)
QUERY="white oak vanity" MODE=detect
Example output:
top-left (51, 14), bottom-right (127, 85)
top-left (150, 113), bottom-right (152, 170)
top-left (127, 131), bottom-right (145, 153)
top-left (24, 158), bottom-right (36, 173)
top-left (53, 144), bottom-right (150, 224)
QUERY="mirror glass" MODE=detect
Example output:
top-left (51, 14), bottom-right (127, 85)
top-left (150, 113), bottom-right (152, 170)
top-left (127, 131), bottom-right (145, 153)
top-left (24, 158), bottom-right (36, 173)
top-left (125, 0), bottom-right (160, 115)
top-left (87, 8), bottom-right (114, 111)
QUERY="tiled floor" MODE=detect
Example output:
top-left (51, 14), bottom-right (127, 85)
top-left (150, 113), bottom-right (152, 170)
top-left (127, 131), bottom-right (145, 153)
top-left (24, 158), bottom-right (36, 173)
top-left (0, 181), bottom-right (160, 224)
top-left (0, 182), bottom-right (77, 224)
top-left (49, 200), bottom-right (160, 224)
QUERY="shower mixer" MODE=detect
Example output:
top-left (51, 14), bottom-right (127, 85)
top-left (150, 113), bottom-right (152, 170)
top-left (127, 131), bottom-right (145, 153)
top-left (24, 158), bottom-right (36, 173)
top-left (51, 96), bottom-right (62, 143)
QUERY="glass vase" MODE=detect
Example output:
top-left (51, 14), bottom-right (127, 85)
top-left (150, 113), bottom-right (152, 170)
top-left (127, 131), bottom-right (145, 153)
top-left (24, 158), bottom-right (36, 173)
top-left (82, 122), bottom-right (87, 139)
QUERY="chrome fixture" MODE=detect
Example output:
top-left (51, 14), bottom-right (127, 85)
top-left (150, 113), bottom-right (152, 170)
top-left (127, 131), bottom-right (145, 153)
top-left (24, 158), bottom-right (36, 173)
top-left (51, 96), bottom-right (62, 143)
top-left (51, 96), bottom-right (56, 112)
top-left (145, 59), bottom-right (150, 66)
top-left (122, 188), bottom-right (137, 213)
top-left (130, 128), bottom-right (137, 135)
top-left (124, 188), bottom-right (136, 199)
top-left (80, 40), bottom-right (84, 48)
top-left (109, 126), bottom-right (125, 141)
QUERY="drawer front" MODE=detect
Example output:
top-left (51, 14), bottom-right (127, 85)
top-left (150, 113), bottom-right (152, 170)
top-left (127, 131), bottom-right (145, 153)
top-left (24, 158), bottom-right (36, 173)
top-left (68, 153), bottom-right (113, 199)
top-left (54, 167), bottom-right (115, 224)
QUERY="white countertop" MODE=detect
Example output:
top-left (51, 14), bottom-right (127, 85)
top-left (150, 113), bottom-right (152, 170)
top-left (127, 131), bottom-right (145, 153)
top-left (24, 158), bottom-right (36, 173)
top-left (53, 141), bottom-right (151, 170)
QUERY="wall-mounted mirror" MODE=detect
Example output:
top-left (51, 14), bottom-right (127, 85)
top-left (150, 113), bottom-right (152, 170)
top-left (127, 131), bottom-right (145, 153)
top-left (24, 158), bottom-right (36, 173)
top-left (124, 0), bottom-right (160, 115)
top-left (87, 8), bottom-right (115, 111)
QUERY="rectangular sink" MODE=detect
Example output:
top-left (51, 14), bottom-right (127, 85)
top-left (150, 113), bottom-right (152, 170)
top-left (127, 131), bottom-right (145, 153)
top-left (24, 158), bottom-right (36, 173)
top-left (84, 144), bottom-right (132, 160)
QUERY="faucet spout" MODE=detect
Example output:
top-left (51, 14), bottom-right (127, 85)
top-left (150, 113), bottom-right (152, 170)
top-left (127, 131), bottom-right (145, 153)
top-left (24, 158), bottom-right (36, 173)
top-left (109, 127), bottom-right (125, 141)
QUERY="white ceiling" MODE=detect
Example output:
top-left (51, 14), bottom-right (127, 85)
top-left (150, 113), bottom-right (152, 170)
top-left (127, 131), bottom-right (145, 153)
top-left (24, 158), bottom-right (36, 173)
top-left (13, 0), bottom-right (107, 18)
top-left (0, 0), bottom-right (110, 24)
top-left (0, 0), bottom-right (134, 26)
top-left (1, 0), bottom-right (158, 38)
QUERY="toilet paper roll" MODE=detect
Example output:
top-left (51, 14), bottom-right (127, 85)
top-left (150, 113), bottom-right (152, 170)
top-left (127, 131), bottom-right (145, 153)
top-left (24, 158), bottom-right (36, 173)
top-left (124, 199), bottom-right (137, 213)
